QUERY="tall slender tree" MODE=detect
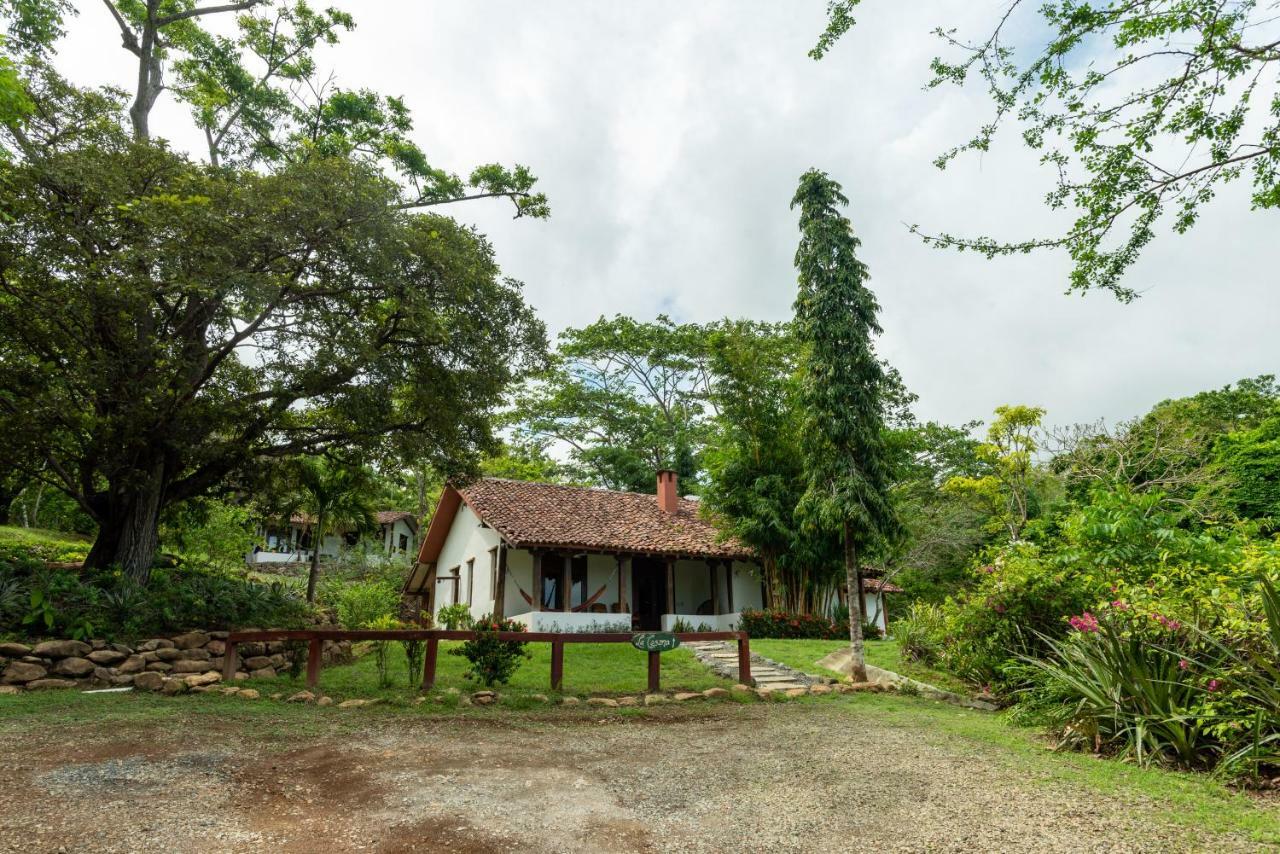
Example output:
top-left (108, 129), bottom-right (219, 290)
top-left (791, 169), bottom-right (900, 682)
top-left (280, 457), bottom-right (378, 603)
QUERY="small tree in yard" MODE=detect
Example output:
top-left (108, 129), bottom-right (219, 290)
top-left (791, 169), bottom-right (901, 682)
top-left (281, 458), bottom-right (378, 603)
top-left (450, 615), bottom-right (529, 688)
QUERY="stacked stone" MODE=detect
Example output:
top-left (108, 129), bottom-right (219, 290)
top-left (0, 631), bottom-right (295, 694)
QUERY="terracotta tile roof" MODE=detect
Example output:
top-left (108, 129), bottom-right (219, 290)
top-left (286, 510), bottom-right (416, 531)
top-left (862, 578), bottom-right (902, 594)
top-left (452, 478), bottom-right (754, 561)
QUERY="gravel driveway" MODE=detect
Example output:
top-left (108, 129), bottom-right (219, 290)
top-left (0, 700), bottom-right (1271, 853)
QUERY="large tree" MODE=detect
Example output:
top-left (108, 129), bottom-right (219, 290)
top-left (791, 169), bottom-right (901, 681)
top-left (510, 315), bottom-right (714, 493)
top-left (814, 1), bottom-right (1280, 299)
top-left (0, 2), bottom-right (548, 579)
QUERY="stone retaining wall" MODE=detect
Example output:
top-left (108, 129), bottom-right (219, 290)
top-left (0, 631), bottom-right (353, 695)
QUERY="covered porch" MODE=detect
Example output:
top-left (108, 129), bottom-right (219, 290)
top-left (492, 548), bottom-right (754, 633)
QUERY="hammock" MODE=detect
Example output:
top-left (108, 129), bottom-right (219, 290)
top-left (508, 559), bottom-right (619, 611)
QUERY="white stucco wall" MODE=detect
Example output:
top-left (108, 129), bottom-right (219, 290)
top-left (433, 503), bottom-right (501, 614)
top-left (425, 503), bottom-right (764, 625)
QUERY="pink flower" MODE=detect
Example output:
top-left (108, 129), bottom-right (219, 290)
top-left (1110, 600), bottom-right (1129, 611)
top-left (1207, 679), bottom-right (1220, 692)
top-left (1178, 659), bottom-right (1189, 671)
top-left (1068, 612), bottom-right (1100, 633)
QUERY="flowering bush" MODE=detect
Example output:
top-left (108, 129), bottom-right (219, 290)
top-left (738, 608), bottom-right (846, 639)
top-left (450, 614), bottom-right (529, 687)
top-left (1031, 582), bottom-right (1280, 779)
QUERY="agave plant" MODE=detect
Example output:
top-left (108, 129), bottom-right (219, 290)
top-left (1029, 618), bottom-right (1228, 769)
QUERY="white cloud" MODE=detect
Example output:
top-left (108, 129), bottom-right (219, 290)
top-left (53, 0), bottom-right (1280, 431)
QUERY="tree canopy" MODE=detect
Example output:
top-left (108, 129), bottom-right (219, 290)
top-left (0, 2), bottom-right (549, 578)
top-left (814, 0), bottom-right (1280, 299)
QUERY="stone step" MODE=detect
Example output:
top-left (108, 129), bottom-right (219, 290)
top-left (757, 682), bottom-right (806, 691)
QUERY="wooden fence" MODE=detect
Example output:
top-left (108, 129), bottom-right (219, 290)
top-left (223, 629), bottom-right (752, 694)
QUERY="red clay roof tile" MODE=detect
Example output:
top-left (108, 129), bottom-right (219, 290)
top-left (454, 478), bottom-right (754, 561)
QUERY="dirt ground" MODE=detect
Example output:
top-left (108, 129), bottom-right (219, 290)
top-left (0, 701), bottom-right (1273, 853)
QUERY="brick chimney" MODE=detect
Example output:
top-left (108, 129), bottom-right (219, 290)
top-left (656, 469), bottom-right (678, 513)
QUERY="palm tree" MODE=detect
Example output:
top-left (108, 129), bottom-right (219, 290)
top-left (283, 458), bottom-right (378, 603)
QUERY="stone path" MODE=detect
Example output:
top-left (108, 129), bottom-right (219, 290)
top-left (683, 641), bottom-right (830, 691)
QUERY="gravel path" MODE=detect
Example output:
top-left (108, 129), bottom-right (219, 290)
top-left (0, 701), bottom-right (1272, 853)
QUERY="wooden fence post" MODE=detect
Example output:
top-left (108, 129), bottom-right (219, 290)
top-left (737, 633), bottom-right (751, 685)
top-left (306, 638), bottom-right (322, 691)
top-left (421, 637), bottom-right (439, 691)
top-left (222, 640), bottom-right (238, 682)
top-left (550, 640), bottom-right (564, 691)
top-left (647, 650), bottom-right (660, 693)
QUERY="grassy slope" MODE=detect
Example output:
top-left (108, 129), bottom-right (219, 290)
top-left (255, 640), bottom-right (731, 701)
top-left (0, 525), bottom-right (91, 557)
top-left (751, 638), bottom-right (971, 693)
top-left (1, 685), bottom-right (1276, 844)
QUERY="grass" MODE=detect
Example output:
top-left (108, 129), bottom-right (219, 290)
top-left (851, 693), bottom-right (1280, 846)
top-left (245, 639), bottom-right (731, 702)
top-left (0, 525), bottom-right (92, 563)
top-left (750, 638), bottom-right (972, 693)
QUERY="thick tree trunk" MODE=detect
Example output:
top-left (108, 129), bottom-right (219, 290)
top-left (306, 514), bottom-right (325, 603)
top-left (83, 469), bottom-right (165, 583)
top-left (843, 520), bottom-right (868, 682)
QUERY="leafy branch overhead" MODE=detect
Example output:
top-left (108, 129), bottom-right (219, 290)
top-left (813, 0), bottom-right (1280, 299)
top-left (0, 1), bottom-right (549, 580)
top-left (3, 0), bottom-right (548, 217)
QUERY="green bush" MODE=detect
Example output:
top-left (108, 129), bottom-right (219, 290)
top-left (893, 601), bottom-right (946, 664)
top-left (739, 608), bottom-right (846, 639)
top-left (437, 603), bottom-right (473, 630)
top-left (450, 614), bottom-right (529, 687)
top-left (333, 579), bottom-right (400, 630)
top-left (0, 556), bottom-right (309, 641)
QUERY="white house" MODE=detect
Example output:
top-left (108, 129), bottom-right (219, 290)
top-left (248, 510), bottom-right (419, 566)
top-left (403, 471), bottom-right (758, 631)
top-left (402, 471), bottom-right (896, 634)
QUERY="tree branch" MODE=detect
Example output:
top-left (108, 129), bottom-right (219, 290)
top-left (155, 1), bottom-right (266, 26)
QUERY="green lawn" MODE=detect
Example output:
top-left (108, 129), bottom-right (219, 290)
top-left (751, 638), bottom-right (971, 693)
top-left (0, 525), bottom-right (91, 562)
top-left (243, 640), bottom-right (732, 702)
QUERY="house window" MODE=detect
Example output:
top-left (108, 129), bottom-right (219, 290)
top-left (447, 566), bottom-right (460, 606)
top-left (541, 571), bottom-right (559, 609)
top-left (571, 555), bottom-right (588, 608)
top-left (488, 547), bottom-right (499, 595)
top-left (398, 533), bottom-right (408, 552)
top-left (466, 558), bottom-right (475, 605)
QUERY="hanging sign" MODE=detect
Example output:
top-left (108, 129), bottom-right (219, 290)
top-left (631, 632), bottom-right (681, 652)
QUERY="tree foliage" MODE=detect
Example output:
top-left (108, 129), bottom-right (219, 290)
top-left (0, 2), bottom-right (548, 578)
top-left (814, 0), bottom-right (1280, 298)
top-left (510, 315), bottom-right (715, 493)
top-left (791, 167), bottom-right (901, 680)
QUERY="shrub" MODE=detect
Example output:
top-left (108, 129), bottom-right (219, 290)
top-left (334, 579), bottom-right (399, 630)
top-left (893, 601), bottom-right (946, 664)
top-left (450, 614), bottom-right (528, 687)
top-left (366, 613), bottom-right (400, 688)
top-left (738, 608), bottom-right (844, 639)
top-left (402, 635), bottom-right (426, 688)
top-left (437, 603), bottom-right (473, 630)
top-left (861, 619), bottom-right (883, 641)
top-left (0, 556), bottom-right (309, 641)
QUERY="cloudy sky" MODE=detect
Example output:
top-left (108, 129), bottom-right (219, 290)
top-left (58, 1), bottom-right (1277, 430)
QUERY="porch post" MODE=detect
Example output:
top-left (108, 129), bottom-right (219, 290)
top-left (665, 559), bottom-right (676, 616)
top-left (531, 550), bottom-right (544, 612)
top-left (493, 543), bottom-right (508, 620)
top-left (724, 561), bottom-right (734, 612)
top-left (560, 553), bottom-right (571, 612)
top-left (708, 560), bottom-right (722, 616)
top-left (423, 562), bottom-right (438, 619)
top-left (617, 554), bottom-right (628, 613)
